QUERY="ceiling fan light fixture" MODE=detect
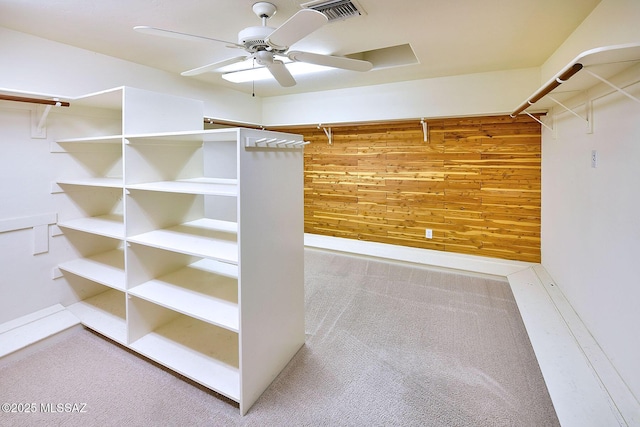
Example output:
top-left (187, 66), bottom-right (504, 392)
top-left (221, 61), bottom-right (330, 83)
top-left (222, 67), bottom-right (273, 83)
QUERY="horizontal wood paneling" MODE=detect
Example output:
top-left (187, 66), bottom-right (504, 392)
top-left (277, 115), bottom-right (541, 263)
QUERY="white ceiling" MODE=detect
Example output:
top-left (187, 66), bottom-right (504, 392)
top-left (0, 0), bottom-right (601, 97)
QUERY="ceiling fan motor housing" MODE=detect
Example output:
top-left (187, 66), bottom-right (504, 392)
top-left (238, 25), bottom-right (276, 52)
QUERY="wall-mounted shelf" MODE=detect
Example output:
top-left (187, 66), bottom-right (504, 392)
top-left (511, 43), bottom-right (640, 127)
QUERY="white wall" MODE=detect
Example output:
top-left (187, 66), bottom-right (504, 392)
top-left (0, 27), bottom-right (260, 123)
top-left (262, 67), bottom-right (540, 125)
top-left (0, 103), bottom-right (59, 324)
top-left (539, 0), bottom-right (640, 403)
top-left (542, 64), bottom-right (640, 404)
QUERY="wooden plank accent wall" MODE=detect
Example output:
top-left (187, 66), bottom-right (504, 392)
top-left (276, 115), bottom-right (541, 263)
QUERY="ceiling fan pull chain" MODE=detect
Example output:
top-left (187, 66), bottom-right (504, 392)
top-left (252, 58), bottom-right (256, 97)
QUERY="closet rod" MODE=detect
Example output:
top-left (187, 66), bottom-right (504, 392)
top-left (0, 94), bottom-right (70, 107)
top-left (511, 63), bottom-right (583, 117)
top-left (204, 117), bottom-right (262, 129)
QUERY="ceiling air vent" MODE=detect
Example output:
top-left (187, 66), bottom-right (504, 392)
top-left (301, 0), bottom-right (365, 22)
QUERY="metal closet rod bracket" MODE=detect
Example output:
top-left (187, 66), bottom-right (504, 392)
top-left (547, 94), bottom-right (592, 133)
top-left (0, 93), bottom-right (71, 139)
top-left (582, 68), bottom-right (640, 105)
top-left (542, 61), bottom-right (640, 134)
top-left (318, 124), bottom-right (332, 145)
top-left (524, 112), bottom-right (554, 133)
top-left (420, 118), bottom-right (428, 142)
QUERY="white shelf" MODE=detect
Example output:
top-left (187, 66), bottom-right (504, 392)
top-left (56, 135), bottom-right (123, 144)
top-left (130, 314), bottom-right (239, 401)
top-left (58, 249), bottom-right (125, 291)
top-left (125, 128), bottom-right (239, 143)
top-left (127, 178), bottom-right (237, 196)
top-left (57, 177), bottom-right (124, 188)
top-left (128, 218), bottom-right (238, 263)
top-left (129, 259), bottom-right (238, 331)
top-left (58, 214), bottom-right (125, 239)
top-left (67, 289), bottom-right (126, 344)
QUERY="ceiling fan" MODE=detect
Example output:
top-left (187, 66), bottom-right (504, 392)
top-left (134, 2), bottom-right (373, 87)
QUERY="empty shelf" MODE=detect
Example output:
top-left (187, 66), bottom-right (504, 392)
top-left (125, 129), bottom-right (239, 144)
top-left (56, 135), bottom-right (123, 144)
top-left (128, 219), bottom-right (238, 263)
top-left (129, 259), bottom-right (238, 331)
top-left (57, 177), bottom-right (124, 188)
top-left (58, 249), bottom-right (125, 291)
top-left (58, 214), bottom-right (124, 239)
top-left (130, 314), bottom-right (239, 400)
top-left (67, 289), bottom-right (126, 344)
top-left (127, 178), bottom-right (237, 196)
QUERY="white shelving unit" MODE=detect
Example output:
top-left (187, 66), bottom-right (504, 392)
top-left (52, 86), bottom-right (305, 415)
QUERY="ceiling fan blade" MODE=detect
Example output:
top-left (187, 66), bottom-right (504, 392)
top-left (267, 60), bottom-right (296, 87)
top-left (265, 9), bottom-right (328, 49)
top-left (288, 51), bottom-right (373, 72)
top-left (134, 26), bottom-right (242, 48)
top-left (181, 56), bottom-right (249, 76)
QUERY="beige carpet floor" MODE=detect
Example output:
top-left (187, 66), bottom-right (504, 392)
top-left (0, 248), bottom-right (559, 426)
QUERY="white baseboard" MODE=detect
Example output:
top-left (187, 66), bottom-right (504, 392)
top-left (305, 234), bottom-right (638, 427)
top-left (508, 267), bottom-right (634, 426)
top-left (304, 233), bottom-right (533, 277)
top-left (0, 304), bottom-right (80, 359)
